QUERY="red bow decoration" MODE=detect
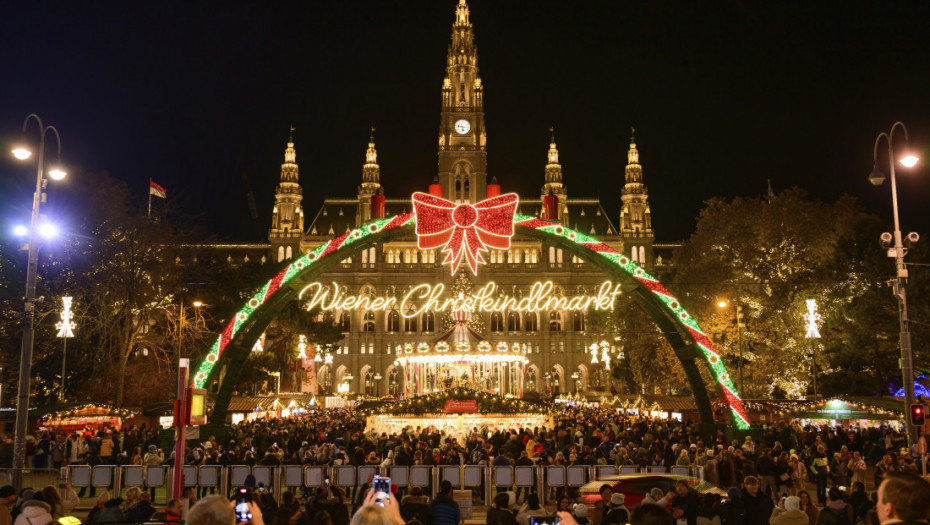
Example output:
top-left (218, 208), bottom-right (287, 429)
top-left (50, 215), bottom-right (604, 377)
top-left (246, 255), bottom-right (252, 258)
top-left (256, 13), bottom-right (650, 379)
top-left (412, 192), bottom-right (519, 275)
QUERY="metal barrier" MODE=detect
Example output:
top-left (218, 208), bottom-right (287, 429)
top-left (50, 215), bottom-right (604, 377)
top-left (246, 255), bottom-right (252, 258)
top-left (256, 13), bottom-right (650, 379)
top-left (56, 463), bottom-right (704, 505)
top-left (0, 469), bottom-right (62, 491)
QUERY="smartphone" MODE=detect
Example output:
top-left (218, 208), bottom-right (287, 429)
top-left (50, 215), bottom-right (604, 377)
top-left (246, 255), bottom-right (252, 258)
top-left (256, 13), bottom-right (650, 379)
top-left (235, 488), bottom-right (252, 522)
top-left (720, 497), bottom-right (727, 503)
top-left (372, 475), bottom-right (391, 507)
top-left (324, 476), bottom-right (330, 486)
top-left (529, 517), bottom-right (560, 525)
top-left (258, 482), bottom-right (265, 494)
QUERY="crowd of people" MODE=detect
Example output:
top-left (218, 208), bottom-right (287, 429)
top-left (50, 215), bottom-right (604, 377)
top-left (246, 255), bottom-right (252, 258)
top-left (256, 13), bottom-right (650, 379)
top-left (5, 404), bottom-right (930, 525)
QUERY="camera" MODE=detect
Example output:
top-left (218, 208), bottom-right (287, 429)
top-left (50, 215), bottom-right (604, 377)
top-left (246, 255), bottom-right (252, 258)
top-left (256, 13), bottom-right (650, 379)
top-left (529, 517), bottom-right (561, 525)
top-left (235, 487), bottom-right (252, 522)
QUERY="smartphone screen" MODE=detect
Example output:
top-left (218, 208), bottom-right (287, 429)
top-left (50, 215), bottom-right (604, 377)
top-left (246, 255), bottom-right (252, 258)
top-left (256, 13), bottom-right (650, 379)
top-left (372, 475), bottom-right (391, 507)
top-left (529, 516), bottom-right (560, 525)
top-left (235, 488), bottom-right (252, 522)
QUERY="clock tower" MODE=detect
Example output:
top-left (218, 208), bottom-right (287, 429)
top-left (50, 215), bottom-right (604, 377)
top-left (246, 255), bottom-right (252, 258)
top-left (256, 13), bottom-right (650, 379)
top-left (438, 0), bottom-right (487, 203)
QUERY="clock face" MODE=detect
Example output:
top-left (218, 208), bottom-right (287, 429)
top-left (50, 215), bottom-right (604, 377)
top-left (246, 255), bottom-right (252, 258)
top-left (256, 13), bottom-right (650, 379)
top-left (454, 119), bottom-right (471, 134)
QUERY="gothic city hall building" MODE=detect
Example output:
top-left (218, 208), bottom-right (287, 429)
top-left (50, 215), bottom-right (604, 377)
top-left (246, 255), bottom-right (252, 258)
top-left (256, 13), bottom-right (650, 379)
top-left (264, 0), bottom-right (671, 399)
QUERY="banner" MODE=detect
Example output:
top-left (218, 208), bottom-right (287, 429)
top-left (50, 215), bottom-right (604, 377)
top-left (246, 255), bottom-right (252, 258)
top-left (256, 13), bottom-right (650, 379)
top-left (443, 400), bottom-right (478, 413)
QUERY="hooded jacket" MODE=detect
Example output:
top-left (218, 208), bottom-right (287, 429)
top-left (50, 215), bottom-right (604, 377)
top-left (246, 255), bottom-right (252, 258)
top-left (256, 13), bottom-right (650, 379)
top-left (13, 501), bottom-right (52, 525)
top-left (769, 509), bottom-right (809, 525)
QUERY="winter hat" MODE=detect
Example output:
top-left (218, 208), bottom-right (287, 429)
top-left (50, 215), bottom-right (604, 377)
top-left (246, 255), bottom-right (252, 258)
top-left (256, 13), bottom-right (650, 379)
top-left (148, 445), bottom-right (157, 452)
top-left (706, 450), bottom-right (714, 457)
top-left (785, 496), bottom-right (801, 511)
top-left (0, 486), bottom-right (14, 499)
top-left (726, 488), bottom-right (740, 501)
top-left (610, 493), bottom-right (625, 506)
top-left (573, 504), bottom-right (588, 518)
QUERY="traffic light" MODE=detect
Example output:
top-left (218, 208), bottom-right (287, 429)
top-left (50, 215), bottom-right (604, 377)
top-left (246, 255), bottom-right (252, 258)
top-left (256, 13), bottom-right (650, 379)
top-left (910, 403), bottom-right (926, 426)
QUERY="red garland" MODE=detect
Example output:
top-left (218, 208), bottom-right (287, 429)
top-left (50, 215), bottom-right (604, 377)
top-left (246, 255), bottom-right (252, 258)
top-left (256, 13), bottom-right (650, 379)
top-left (412, 192), bottom-right (519, 275)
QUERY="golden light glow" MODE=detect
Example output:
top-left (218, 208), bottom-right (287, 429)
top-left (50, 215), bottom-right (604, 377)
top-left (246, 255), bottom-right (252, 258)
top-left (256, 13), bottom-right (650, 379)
top-left (192, 300), bottom-right (203, 307)
top-left (716, 300), bottom-right (728, 308)
top-left (48, 168), bottom-right (67, 180)
top-left (12, 148), bottom-right (32, 160)
top-left (900, 155), bottom-right (919, 168)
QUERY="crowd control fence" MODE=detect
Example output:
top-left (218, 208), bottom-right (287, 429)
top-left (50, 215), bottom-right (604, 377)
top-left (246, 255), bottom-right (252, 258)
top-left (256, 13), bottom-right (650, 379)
top-left (58, 464), bottom-right (704, 506)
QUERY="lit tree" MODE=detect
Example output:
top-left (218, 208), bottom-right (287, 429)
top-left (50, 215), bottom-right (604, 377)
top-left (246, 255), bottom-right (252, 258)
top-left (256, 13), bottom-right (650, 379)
top-left (441, 271), bottom-right (486, 334)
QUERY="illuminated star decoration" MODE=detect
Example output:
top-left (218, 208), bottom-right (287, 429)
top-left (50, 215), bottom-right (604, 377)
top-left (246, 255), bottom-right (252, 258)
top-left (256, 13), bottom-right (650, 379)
top-left (297, 335), bottom-right (307, 359)
top-left (412, 192), bottom-right (519, 275)
top-left (803, 299), bottom-right (822, 339)
top-left (55, 296), bottom-right (76, 338)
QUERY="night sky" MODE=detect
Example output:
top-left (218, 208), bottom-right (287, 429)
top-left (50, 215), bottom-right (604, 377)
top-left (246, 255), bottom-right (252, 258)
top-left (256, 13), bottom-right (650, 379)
top-left (2, 1), bottom-right (930, 243)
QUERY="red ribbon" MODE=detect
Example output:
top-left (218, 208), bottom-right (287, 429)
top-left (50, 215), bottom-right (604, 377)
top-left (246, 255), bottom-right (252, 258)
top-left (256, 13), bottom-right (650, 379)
top-left (412, 192), bottom-right (519, 275)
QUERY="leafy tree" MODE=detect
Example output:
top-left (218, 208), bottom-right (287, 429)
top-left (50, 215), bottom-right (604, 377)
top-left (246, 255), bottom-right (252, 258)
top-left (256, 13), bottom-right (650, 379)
top-left (670, 188), bottom-right (869, 398)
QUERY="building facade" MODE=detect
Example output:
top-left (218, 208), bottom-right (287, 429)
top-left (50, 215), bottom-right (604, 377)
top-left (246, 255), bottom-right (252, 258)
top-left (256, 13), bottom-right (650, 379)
top-left (266, 0), bottom-right (671, 397)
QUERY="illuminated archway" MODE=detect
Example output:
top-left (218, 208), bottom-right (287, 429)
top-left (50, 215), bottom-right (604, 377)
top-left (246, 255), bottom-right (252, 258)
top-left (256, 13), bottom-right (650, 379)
top-left (192, 213), bottom-right (749, 429)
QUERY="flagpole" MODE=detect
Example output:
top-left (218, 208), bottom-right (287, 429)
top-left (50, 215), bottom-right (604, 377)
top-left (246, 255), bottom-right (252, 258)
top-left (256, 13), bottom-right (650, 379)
top-left (148, 178), bottom-right (152, 218)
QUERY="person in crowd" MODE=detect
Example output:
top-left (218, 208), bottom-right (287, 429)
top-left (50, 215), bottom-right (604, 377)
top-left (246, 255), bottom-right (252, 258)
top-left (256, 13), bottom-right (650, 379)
top-left (875, 472), bottom-right (930, 525)
top-left (604, 493), bottom-right (630, 525)
top-left (13, 498), bottom-right (51, 525)
top-left (671, 479), bottom-right (700, 525)
top-left (429, 481), bottom-right (459, 525)
top-left (0, 486), bottom-right (16, 525)
top-left (164, 498), bottom-right (185, 523)
top-left (573, 504), bottom-right (590, 525)
top-left (797, 491), bottom-right (819, 525)
top-left (352, 489), bottom-right (404, 525)
top-left (756, 449), bottom-right (778, 499)
top-left (742, 476), bottom-right (775, 525)
top-left (770, 496), bottom-right (809, 525)
top-left (809, 447), bottom-right (830, 506)
top-left (97, 497), bottom-right (125, 523)
top-left (516, 494), bottom-right (547, 525)
top-left (815, 488), bottom-right (853, 525)
top-left (400, 486), bottom-right (431, 525)
top-left (697, 493), bottom-right (723, 525)
top-left (39, 485), bottom-right (79, 518)
top-left (844, 482), bottom-right (868, 521)
top-left (487, 492), bottom-right (517, 525)
top-left (126, 492), bottom-right (157, 522)
top-left (594, 484), bottom-right (613, 525)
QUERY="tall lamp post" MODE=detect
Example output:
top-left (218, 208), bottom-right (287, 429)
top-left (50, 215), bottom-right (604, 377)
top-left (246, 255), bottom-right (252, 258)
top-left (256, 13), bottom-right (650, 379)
top-left (55, 296), bottom-right (76, 401)
top-left (716, 296), bottom-right (745, 394)
top-left (869, 121), bottom-right (921, 447)
top-left (803, 299), bottom-right (822, 400)
top-left (11, 114), bottom-right (67, 476)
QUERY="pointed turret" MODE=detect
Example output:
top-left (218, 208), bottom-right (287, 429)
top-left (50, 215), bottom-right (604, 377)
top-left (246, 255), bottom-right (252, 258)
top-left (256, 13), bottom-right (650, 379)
top-left (619, 127), bottom-right (654, 269)
top-left (358, 127), bottom-right (383, 223)
top-left (269, 126), bottom-right (304, 262)
top-left (541, 127), bottom-right (568, 222)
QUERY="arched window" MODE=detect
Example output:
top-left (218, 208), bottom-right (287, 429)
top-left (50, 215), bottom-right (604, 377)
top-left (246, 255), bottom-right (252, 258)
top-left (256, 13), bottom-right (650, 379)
top-left (549, 311), bottom-right (562, 331)
top-left (363, 311), bottom-right (375, 332)
top-left (524, 312), bottom-right (538, 332)
top-left (340, 311), bottom-right (351, 332)
top-left (572, 311), bottom-right (585, 332)
top-left (285, 246), bottom-right (292, 259)
top-left (507, 311), bottom-right (520, 332)
top-left (364, 369), bottom-right (375, 395)
top-left (422, 311), bottom-right (435, 332)
top-left (526, 368), bottom-right (537, 392)
top-left (387, 310), bottom-right (400, 332)
top-left (404, 315), bottom-right (417, 333)
top-left (277, 246), bottom-right (285, 262)
top-left (388, 368), bottom-right (400, 396)
top-left (639, 246), bottom-right (646, 265)
top-left (490, 312), bottom-right (504, 332)
top-left (631, 246), bottom-right (639, 263)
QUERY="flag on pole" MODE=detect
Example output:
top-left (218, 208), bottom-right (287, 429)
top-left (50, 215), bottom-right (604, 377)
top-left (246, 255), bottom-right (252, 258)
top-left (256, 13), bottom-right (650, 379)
top-left (149, 181), bottom-right (167, 198)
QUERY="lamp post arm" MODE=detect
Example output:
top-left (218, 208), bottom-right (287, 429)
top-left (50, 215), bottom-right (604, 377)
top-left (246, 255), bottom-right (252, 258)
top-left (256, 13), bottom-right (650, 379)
top-left (44, 126), bottom-right (63, 159)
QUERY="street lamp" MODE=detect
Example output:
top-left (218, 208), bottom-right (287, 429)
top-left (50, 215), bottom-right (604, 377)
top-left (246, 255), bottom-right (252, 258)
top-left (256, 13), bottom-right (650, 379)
top-left (870, 121), bottom-right (921, 447)
top-left (716, 296), bottom-right (745, 394)
top-left (12, 114), bottom-right (66, 475)
top-left (55, 296), bottom-right (76, 401)
top-left (373, 373), bottom-right (383, 396)
top-left (271, 372), bottom-right (281, 395)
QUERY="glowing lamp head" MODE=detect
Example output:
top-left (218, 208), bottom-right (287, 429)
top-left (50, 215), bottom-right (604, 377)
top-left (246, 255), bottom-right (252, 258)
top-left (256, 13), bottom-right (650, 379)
top-left (48, 168), bottom-right (67, 180)
top-left (900, 154), bottom-right (919, 168)
top-left (192, 300), bottom-right (203, 308)
top-left (869, 163), bottom-right (886, 186)
top-left (716, 300), bottom-right (728, 308)
top-left (12, 148), bottom-right (32, 160)
top-left (13, 225), bottom-right (28, 237)
top-left (38, 223), bottom-right (58, 239)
